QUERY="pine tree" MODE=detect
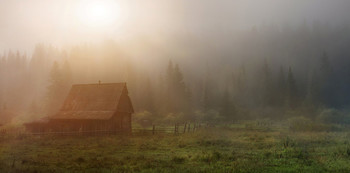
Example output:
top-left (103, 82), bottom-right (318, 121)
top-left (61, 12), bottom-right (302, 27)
top-left (277, 66), bottom-right (286, 107)
top-left (173, 64), bottom-right (186, 96)
top-left (62, 60), bottom-right (72, 89)
top-left (202, 76), bottom-right (210, 112)
top-left (165, 60), bottom-right (175, 112)
top-left (261, 59), bottom-right (273, 107)
top-left (46, 61), bottom-right (66, 115)
top-left (286, 67), bottom-right (298, 109)
top-left (319, 51), bottom-right (333, 106)
top-left (143, 78), bottom-right (155, 113)
top-left (303, 69), bottom-right (320, 117)
top-left (164, 61), bottom-right (191, 114)
top-left (173, 63), bottom-right (191, 113)
top-left (237, 64), bottom-right (247, 93)
top-left (155, 74), bottom-right (166, 115)
top-left (202, 64), bottom-right (212, 112)
top-left (166, 60), bottom-right (174, 87)
top-left (230, 64), bottom-right (247, 110)
top-left (220, 85), bottom-right (236, 121)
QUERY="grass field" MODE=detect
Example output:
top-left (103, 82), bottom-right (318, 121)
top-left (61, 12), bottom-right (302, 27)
top-left (1, 123), bottom-right (350, 172)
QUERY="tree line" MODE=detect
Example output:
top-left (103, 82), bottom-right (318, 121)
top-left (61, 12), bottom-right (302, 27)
top-left (0, 22), bottom-right (350, 124)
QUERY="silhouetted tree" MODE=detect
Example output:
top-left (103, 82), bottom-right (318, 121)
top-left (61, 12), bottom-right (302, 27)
top-left (173, 63), bottom-right (191, 113)
top-left (319, 52), bottom-right (333, 106)
top-left (286, 67), bottom-right (298, 109)
top-left (277, 66), bottom-right (287, 106)
top-left (220, 85), bottom-right (236, 121)
top-left (142, 78), bottom-right (156, 113)
top-left (46, 61), bottom-right (67, 115)
top-left (261, 59), bottom-right (273, 107)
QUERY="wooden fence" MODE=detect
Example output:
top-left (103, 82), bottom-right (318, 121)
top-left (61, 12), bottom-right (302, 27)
top-left (0, 123), bottom-right (202, 137)
top-left (132, 123), bottom-right (202, 135)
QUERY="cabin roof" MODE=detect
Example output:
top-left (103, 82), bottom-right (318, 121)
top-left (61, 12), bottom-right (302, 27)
top-left (50, 83), bottom-right (133, 120)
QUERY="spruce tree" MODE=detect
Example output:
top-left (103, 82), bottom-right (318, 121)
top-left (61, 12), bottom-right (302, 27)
top-left (303, 69), bottom-right (320, 117)
top-left (143, 78), bottom-right (155, 113)
top-left (46, 61), bottom-right (66, 115)
top-left (277, 66), bottom-right (286, 107)
top-left (233, 64), bottom-right (247, 107)
top-left (165, 60), bottom-right (174, 112)
top-left (173, 63), bottom-right (191, 113)
top-left (237, 64), bottom-right (247, 93)
top-left (286, 67), bottom-right (298, 109)
top-left (62, 60), bottom-right (72, 90)
top-left (319, 51), bottom-right (333, 106)
top-left (202, 76), bottom-right (210, 112)
top-left (220, 85), bottom-right (236, 121)
top-left (202, 64), bottom-right (212, 112)
top-left (261, 59), bottom-right (273, 107)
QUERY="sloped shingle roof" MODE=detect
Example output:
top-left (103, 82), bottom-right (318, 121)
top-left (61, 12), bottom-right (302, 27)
top-left (50, 83), bottom-right (132, 120)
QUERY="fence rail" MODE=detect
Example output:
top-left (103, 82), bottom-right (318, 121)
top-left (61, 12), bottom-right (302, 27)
top-left (0, 123), bottom-right (203, 137)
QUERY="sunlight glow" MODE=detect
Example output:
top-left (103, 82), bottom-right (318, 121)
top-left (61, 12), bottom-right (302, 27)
top-left (76, 0), bottom-right (121, 28)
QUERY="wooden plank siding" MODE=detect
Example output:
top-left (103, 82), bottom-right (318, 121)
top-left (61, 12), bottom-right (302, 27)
top-left (24, 83), bottom-right (134, 134)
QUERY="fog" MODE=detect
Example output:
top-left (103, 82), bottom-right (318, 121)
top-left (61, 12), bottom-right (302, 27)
top-left (1, 0), bottom-right (350, 125)
top-left (1, 0), bottom-right (350, 52)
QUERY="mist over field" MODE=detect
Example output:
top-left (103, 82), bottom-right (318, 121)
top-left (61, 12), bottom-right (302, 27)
top-left (1, 0), bottom-right (350, 172)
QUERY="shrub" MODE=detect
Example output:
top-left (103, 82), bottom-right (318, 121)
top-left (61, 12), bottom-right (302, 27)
top-left (133, 111), bottom-right (155, 128)
top-left (160, 112), bottom-right (186, 124)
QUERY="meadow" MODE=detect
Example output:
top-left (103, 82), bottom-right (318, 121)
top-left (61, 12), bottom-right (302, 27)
top-left (1, 122), bottom-right (350, 173)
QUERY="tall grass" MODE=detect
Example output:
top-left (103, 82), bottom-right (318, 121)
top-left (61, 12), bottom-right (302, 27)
top-left (1, 122), bottom-right (350, 172)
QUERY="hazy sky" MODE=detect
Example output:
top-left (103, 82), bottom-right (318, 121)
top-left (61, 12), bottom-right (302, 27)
top-left (1, 0), bottom-right (350, 53)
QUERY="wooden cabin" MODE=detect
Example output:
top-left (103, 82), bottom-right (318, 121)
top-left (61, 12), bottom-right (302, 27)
top-left (25, 83), bottom-right (134, 134)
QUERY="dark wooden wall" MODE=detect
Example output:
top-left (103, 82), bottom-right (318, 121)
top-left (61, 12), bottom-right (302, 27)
top-left (25, 115), bottom-right (132, 134)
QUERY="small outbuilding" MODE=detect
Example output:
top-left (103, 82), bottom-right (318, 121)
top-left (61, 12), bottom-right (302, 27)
top-left (25, 83), bottom-right (134, 134)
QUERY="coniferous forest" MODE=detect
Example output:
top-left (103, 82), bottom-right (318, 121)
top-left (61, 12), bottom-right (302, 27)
top-left (1, 24), bottom-right (350, 125)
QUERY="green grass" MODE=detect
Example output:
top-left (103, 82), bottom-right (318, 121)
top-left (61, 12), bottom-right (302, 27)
top-left (1, 124), bottom-right (350, 172)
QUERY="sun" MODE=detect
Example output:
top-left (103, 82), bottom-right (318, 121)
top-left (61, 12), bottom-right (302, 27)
top-left (76, 0), bottom-right (121, 28)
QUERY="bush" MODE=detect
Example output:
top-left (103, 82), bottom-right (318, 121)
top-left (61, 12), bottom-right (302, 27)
top-left (160, 112), bottom-right (186, 124)
top-left (133, 111), bottom-right (155, 128)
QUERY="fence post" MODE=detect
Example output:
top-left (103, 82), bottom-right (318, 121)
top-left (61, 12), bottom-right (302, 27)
top-left (183, 123), bottom-right (187, 133)
top-left (152, 125), bottom-right (155, 135)
top-left (193, 123), bottom-right (196, 132)
top-left (174, 124), bottom-right (177, 134)
top-left (187, 123), bottom-right (191, 133)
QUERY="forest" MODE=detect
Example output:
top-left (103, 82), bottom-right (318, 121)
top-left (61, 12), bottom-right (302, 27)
top-left (1, 21), bottom-right (350, 127)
